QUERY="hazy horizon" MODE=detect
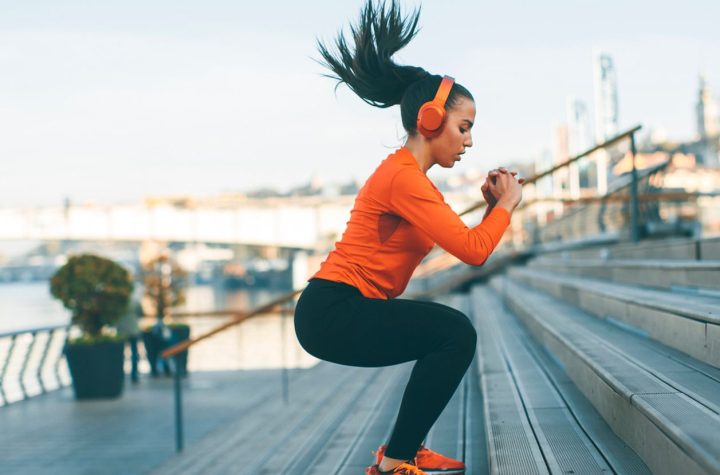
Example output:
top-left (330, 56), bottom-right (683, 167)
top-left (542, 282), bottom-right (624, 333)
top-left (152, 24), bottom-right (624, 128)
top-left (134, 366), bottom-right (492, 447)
top-left (2, 0), bottom-right (719, 208)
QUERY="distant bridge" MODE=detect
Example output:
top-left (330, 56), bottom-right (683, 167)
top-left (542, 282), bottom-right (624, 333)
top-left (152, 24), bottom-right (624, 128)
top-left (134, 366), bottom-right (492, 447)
top-left (0, 194), bottom-right (479, 250)
top-left (0, 196), bottom-right (356, 250)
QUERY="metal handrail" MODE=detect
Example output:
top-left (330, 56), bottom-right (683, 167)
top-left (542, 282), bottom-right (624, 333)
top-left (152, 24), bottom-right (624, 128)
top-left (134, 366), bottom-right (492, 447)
top-left (457, 125), bottom-right (643, 216)
top-left (0, 323), bottom-right (72, 406)
top-left (513, 191), bottom-right (720, 206)
top-left (160, 289), bottom-right (302, 359)
top-left (0, 324), bottom-right (69, 339)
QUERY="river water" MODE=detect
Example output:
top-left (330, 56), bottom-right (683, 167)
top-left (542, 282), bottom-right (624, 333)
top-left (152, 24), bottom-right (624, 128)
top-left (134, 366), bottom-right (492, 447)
top-left (0, 281), bottom-right (283, 334)
top-left (0, 281), bottom-right (319, 372)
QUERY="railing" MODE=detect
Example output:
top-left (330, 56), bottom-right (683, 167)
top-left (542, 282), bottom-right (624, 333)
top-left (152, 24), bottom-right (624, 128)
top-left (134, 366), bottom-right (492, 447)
top-left (161, 290), bottom-right (302, 451)
top-left (158, 123), bottom-right (720, 452)
top-left (0, 324), bottom-right (72, 407)
top-left (454, 125), bottom-right (645, 248)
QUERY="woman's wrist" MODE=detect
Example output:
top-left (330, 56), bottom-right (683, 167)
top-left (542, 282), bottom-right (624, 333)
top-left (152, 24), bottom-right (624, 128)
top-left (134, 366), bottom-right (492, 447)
top-left (495, 197), bottom-right (517, 213)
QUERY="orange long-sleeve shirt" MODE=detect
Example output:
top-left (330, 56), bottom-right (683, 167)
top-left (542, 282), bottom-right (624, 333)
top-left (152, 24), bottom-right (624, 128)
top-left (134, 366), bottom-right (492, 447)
top-left (311, 147), bottom-right (511, 299)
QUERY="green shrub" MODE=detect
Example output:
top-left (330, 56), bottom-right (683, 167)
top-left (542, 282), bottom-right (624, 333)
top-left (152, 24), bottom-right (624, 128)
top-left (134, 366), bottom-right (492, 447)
top-left (50, 254), bottom-right (134, 340)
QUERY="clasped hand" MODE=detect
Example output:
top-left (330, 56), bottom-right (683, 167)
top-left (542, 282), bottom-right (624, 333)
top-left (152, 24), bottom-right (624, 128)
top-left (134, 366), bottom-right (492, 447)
top-left (480, 167), bottom-right (525, 211)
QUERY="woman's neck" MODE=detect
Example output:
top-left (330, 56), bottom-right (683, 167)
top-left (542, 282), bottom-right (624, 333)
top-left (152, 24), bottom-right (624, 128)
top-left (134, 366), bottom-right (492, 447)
top-left (403, 136), bottom-right (433, 174)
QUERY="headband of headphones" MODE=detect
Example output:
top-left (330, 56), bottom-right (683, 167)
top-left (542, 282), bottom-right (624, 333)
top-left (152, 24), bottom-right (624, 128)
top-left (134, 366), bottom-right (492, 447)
top-left (416, 76), bottom-right (455, 138)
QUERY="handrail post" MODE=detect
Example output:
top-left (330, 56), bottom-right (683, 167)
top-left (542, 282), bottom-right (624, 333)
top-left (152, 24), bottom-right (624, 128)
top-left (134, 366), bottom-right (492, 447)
top-left (629, 132), bottom-right (641, 242)
top-left (36, 328), bottom-right (56, 394)
top-left (0, 335), bottom-right (17, 405)
top-left (172, 355), bottom-right (184, 452)
top-left (281, 301), bottom-right (289, 405)
top-left (18, 331), bottom-right (39, 400)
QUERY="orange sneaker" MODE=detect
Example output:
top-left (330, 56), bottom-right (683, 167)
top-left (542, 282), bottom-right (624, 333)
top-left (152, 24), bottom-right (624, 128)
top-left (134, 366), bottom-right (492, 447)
top-left (373, 444), bottom-right (465, 471)
top-left (365, 462), bottom-right (427, 475)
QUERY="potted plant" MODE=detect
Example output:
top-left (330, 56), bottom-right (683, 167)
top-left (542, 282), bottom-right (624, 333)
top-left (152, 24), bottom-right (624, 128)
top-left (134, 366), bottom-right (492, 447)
top-left (139, 251), bottom-right (190, 377)
top-left (50, 254), bottom-right (134, 399)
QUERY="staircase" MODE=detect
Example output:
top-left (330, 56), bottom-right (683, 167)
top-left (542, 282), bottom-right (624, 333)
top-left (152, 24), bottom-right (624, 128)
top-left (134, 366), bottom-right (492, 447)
top-left (146, 237), bottom-right (720, 475)
top-left (454, 235), bottom-right (720, 474)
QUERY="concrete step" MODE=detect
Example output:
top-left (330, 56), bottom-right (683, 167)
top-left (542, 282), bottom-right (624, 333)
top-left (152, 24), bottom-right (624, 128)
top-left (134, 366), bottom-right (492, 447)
top-left (527, 257), bottom-right (720, 293)
top-left (491, 275), bottom-right (720, 475)
top-left (429, 294), bottom-right (487, 475)
top-left (468, 286), bottom-right (651, 474)
top-left (540, 236), bottom-right (720, 261)
top-left (507, 266), bottom-right (720, 368)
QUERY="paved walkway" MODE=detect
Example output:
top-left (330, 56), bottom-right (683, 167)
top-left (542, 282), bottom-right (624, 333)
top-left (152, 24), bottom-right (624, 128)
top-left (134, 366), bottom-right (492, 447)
top-left (1, 368), bottom-right (296, 474)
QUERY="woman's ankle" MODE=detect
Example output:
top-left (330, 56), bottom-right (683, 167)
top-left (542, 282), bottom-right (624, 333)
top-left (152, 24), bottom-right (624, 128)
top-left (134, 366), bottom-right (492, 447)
top-left (378, 457), bottom-right (408, 472)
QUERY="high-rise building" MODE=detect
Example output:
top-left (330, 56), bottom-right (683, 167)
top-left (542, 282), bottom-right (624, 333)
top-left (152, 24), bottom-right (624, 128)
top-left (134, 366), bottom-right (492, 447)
top-left (552, 122), bottom-right (570, 196)
top-left (593, 51), bottom-right (620, 142)
top-left (567, 97), bottom-right (593, 155)
top-left (566, 97), bottom-right (593, 193)
top-left (697, 74), bottom-right (719, 139)
top-left (592, 51), bottom-right (619, 194)
top-left (567, 97), bottom-right (592, 199)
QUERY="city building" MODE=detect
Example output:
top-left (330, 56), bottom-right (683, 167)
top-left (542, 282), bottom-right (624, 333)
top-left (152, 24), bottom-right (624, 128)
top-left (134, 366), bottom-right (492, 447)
top-left (567, 96), bottom-right (593, 194)
top-left (697, 74), bottom-right (719, 140)
top-left (593, 50), bottom-right (620, 194)
top-left (593, 51), bottom-right (620, 142)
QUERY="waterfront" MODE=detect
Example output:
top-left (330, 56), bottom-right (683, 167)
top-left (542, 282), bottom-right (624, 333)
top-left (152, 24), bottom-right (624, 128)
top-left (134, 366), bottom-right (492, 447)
top-left (0, 282), bottom-right (284, 333)
top-left (0, 281), bottom-right (318, 374)
top-left (0, 282), bottom-right (67, 334)
top-left (0, 281), bottom-right (284, 335)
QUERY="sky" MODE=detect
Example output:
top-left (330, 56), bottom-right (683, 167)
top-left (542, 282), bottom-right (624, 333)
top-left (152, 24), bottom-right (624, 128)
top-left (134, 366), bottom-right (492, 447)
top-left (1, 0), bottom-right (719, 208)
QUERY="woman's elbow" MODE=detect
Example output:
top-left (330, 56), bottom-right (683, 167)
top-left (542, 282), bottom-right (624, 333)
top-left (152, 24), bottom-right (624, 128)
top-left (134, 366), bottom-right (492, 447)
top-left (460, 252), bottom-right (490, 266)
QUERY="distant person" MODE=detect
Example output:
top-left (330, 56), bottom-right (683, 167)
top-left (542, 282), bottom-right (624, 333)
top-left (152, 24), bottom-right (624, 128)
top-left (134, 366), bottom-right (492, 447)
top-left (116, 297), bottom-right (143, 383)
top-left (293, 1), bottom-right (523, 474)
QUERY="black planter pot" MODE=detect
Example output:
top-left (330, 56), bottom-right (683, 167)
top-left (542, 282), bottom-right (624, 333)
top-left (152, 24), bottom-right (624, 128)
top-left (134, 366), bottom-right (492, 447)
top-left (141, 325), bottom-right (190, 377)
top-left (64, 340), bottom-right (125, 399)
top-left (141, 329), bottom-right (167, 376)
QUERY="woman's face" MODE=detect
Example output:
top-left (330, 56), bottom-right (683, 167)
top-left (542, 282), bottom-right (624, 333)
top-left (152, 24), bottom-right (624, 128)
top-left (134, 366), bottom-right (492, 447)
top-left (429, 96), bottom-right (475, 169)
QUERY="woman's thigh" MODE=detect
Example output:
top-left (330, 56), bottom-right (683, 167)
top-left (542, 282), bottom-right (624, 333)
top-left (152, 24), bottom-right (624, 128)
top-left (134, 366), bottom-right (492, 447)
top-left (296, 283), bottom-right (476, 368)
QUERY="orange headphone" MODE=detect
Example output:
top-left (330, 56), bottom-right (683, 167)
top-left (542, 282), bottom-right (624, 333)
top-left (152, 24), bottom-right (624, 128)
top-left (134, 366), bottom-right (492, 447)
top-left (416, 76), bottom-right (455, 138)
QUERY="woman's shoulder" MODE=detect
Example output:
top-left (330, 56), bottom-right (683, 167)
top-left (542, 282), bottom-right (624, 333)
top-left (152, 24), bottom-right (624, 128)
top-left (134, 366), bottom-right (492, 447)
top-left (369, 148), bottom-right (422, 182)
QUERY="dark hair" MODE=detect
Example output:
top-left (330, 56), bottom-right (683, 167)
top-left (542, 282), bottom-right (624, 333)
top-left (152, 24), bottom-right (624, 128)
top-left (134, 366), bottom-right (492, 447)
top-left (317, 0), bottom-right (473, 136)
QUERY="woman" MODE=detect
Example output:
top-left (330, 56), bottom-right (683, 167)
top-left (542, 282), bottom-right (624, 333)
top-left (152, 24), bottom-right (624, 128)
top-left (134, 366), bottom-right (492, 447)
top-left (294, 2), bottom-right (523, 474)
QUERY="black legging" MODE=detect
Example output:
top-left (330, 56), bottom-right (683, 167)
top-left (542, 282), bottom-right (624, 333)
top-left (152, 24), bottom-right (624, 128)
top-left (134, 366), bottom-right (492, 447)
top-left (294, 277), bottom-right (477, 461)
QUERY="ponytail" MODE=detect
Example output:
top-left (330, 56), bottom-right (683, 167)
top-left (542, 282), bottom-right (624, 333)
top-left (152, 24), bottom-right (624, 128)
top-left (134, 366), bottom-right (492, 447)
top-left (317, 0), bottom-right (474, 135)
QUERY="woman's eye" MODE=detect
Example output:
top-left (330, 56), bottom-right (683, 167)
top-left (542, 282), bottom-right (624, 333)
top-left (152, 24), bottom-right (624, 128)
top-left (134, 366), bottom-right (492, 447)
top-left (459, 127), bottom-right (467, 134)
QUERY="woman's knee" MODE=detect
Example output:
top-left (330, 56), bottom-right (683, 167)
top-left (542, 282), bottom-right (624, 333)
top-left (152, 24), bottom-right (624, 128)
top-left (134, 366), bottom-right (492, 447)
top-left (458, 316), bottom-right (478, 356)
top-left (440, 311), bottom-right (477, 356)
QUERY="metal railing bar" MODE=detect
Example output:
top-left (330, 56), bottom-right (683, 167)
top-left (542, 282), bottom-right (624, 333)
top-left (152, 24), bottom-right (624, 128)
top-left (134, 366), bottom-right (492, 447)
top-left (18, 331), bottom-right (39, 400)
top-left (0, 335), bottom-right (17, 405)
top-left (458, 125), bottom-right (642, 217)
top-left (54, 326), bottom-right (71, 389)
top-left (0, 324), bottom-right (68, 339)
top-left (35, 329), bottom-right (55, 394)
top-left (162, 308), bottom-right (287, 319)
top-left (629, 132), bottom-right (641, 242)
top-left (518, 191), bottom-right (719, 207)
top-left (281, 300), bottom-right (290, 405)
top-left (161, 288), bottom-right (302, 359)
top-left (171, 355), bottom-right (184, 452)
top-left (527, 125), bottom-right (642, 185)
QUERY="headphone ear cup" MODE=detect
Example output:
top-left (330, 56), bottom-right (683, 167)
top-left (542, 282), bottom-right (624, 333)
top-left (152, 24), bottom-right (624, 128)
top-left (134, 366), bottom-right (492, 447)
top-left (417, 103), bottom-right (446, 138)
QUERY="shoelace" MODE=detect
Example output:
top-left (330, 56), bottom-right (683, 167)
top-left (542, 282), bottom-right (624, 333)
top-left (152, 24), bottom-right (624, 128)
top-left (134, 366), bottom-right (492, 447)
top-left (395, 463), bottom-right (424, 475)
